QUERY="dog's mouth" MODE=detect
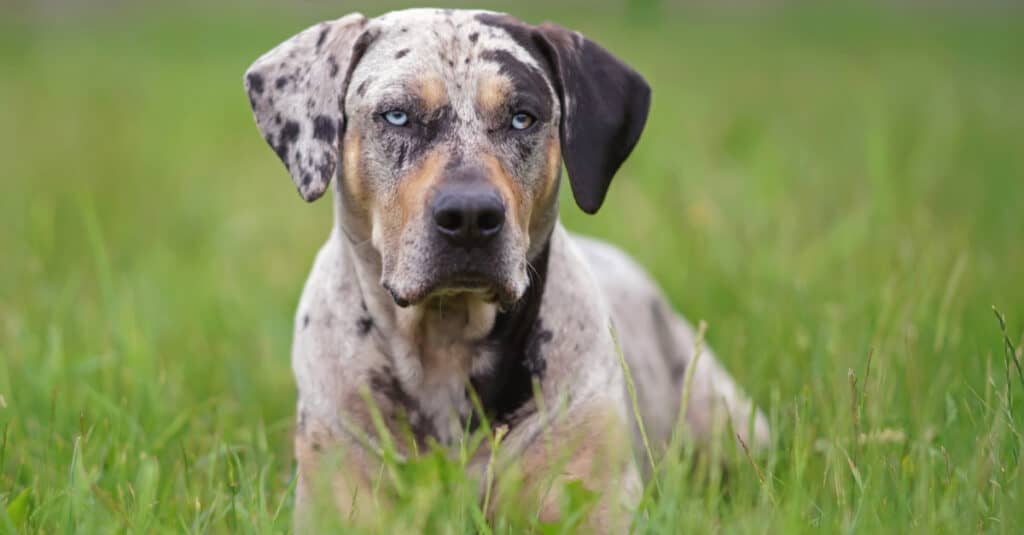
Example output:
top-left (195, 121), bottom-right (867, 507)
top-left (383, 272), bottom-right (516, 308)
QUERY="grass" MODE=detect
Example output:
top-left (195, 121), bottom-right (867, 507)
top-left (2, 1), bottom-right (1023, 532)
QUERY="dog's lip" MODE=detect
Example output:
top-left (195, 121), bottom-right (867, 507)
top-left (385, 272), bottom-right (507, 307)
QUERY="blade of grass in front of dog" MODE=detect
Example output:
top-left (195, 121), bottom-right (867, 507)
top-left (481, 424), bottom-right (508, 522)
top-left (993, 306), bottom-right (1024, 393)
top-left (666, 320), bottom-right (707, 461)
top-left (610, 323), bottom-right (659, 490)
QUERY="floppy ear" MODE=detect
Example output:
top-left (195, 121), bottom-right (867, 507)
top-left (244, 13), bottom-right (371, 202)
top-left (535, 23), bottom-right (651, 214)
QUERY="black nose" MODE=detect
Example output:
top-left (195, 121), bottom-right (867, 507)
top-left (431, 187), bottom-right (506, 248)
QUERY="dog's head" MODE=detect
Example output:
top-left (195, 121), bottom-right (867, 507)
top-left (245, 9), bottom-right (650, 307)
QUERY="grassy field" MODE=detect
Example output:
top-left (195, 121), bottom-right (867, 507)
top-left (2, 1), bottom-right (1023, 532)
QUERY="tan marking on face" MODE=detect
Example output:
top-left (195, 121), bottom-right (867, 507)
top-left (524, 136), bottom-right (562, 236)
top-left (482, 153), bottom-right (528, 235)
top-left (476, 74), bottom-right (510, 115)
top-left (341, 129), bottom-right (366, 205)
top-left (397, 149), bottom-right (448, 227)
top-left (417, 77), bottom-right (449, 110)
top-left (539, 135), bottom-right (562, 204)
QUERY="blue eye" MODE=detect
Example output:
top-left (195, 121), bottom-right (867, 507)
top-left (383, 110), bottom-right (409, 126)
top-left (511, 112), bottom-right (535, 130)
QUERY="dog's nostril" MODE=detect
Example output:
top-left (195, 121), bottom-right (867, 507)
top-left (432, 189), bottom-right (505, 247)
top-left (477, 209), bottom-right (504, 235)
top-left (434, 208), bottom-right (464, 233)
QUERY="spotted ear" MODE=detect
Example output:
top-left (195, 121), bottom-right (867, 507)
top-left (535, 23), bottom-right (651, 214)
top-left (244, 13), bottom-right (371, 202)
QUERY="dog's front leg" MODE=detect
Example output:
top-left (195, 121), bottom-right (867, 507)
top-left (490, 400), bottom-right (642, 533)
top-left (293, 418), bottom-right (388, 531)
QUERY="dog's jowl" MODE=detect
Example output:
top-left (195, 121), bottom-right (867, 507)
top-left (245, 8), bottom-right (770, 531)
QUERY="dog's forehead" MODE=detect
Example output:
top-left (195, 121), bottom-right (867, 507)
top-left (350, 9), bottom-right (547, 102)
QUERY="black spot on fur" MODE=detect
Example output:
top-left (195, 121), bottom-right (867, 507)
top-left (303, 314), bottom-right (310, 328)
top-left (651, 301), bottom-right (686, 381)
top-left (274, 113), bottom-right (282, 125)
top-left (316, 27), bottom-right (329, 50)
top-left (328, 55), bottom-right (339, 78)
top-left (470, 240), bottom-right (552, 430)
top-left (273, 120), bottom-right (300, 163)
top-left (356, 316), bottom-right (373, 336)
top-left (469, 32), bottom-right (479, 43)
top-left (246, 72), bottom-right (264, 95)
top-left (368, 367), bottom-right (435, 445)
top-left (356, 79), bottom-right (370, 97)
top-left (275, 76), bottom-right (288, 89)
top-left (395, 48), bottom-right (410, 59)
top-left (316, 160), bottom-right (332, 185)
top-left (311, 441), bottom-right (322, 452)
top-left (301, 173), bottom-right (312, 187)
top-left (312, 115), bottom-right (336, 142)
top-left (525, 328), bottom-right (552, 376)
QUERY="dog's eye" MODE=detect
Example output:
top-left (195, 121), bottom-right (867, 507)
top-left (383, 110), bottom-right (409, 126)
top-left (510, 112), bottom-right (535, 130)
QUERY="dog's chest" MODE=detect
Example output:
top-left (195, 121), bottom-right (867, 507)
top-left (390, 301), bottom-right (499, 446)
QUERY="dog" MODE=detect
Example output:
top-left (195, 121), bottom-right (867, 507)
top-left (244, 8), bottom-right (770, 530)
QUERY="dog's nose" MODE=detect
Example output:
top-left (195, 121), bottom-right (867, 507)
top-left (431, 187), bottom-right (506, 248)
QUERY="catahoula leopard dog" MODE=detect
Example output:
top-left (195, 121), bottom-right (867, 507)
top-left (244, 8), bottom-right (770, 530)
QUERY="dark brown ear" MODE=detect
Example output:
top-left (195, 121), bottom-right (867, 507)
top-left (535, 23), bottom-right (651, 214)
top-left (244, 13), bottom-right (372, 202)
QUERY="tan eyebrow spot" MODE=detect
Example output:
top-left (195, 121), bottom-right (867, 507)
top-left (476, 74), bottom-right (511, 114)
top-left (416, 77), bottom-right (449, 110)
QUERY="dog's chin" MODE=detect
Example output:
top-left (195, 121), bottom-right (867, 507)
top-left (383, 273), bottom-right (522, 309)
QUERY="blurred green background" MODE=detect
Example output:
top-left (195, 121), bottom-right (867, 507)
top-left (2, 0), bottom-right (1023, 532)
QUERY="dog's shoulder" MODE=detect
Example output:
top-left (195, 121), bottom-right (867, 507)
top-left (291, 234), bottom-right (385, 418)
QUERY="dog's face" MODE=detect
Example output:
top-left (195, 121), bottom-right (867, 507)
top-left (245, 9), bottom-right (650, 307)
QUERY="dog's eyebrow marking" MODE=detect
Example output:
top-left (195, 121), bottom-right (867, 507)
top-left (416, 77), bottom-right (449, 111)
top-left (476, 74), bottom-right (510, 114)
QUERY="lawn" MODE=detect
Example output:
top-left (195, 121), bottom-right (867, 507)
top-left (2, 1), bottom-right (1023, 532)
